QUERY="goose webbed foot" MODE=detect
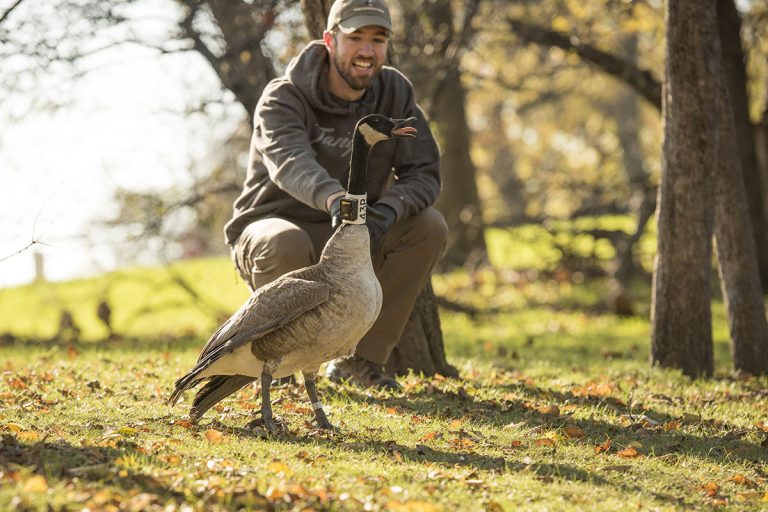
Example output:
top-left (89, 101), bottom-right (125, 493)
top-left (303, 371), bottom-right (339, 432)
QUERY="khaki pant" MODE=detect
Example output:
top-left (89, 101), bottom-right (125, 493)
top-left (231, 207), bottom-right (448, 364)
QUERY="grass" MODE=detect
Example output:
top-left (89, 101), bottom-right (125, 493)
top-left (1, 227), bottom-right (767, 510)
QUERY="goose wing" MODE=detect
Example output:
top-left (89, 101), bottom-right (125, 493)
top-left (197, 275), bottom-right (330, 361)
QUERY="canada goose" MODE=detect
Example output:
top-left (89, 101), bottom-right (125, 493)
top-left (169, 114), bottom-right (417, 433)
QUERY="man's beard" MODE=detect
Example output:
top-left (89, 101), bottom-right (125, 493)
top-left (333, 53), bottom-right (380, 91)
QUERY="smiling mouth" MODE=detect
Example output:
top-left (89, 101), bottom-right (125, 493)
top-left (352, 60), bottom-right (374, 70)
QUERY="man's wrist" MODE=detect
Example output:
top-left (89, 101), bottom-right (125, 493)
top-left (326, 191), bottom-right (346, 212)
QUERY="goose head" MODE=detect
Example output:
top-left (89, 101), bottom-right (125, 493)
top-left (341, 115), bottom-right (418, 225)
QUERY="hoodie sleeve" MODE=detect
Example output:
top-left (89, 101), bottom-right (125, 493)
top-left (252, 81), bottom-right (346, 212)
top-left (374, 82), bottom-right (441, 221)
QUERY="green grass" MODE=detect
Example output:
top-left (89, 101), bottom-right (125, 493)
top-left (1, 242), bottom-right (767, 510)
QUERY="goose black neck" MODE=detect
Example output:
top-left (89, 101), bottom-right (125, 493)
top-left (347, 130), bottom-right (371, 196)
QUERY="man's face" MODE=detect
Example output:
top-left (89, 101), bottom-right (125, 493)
top-left (327, 25), bottom-right (389, 92)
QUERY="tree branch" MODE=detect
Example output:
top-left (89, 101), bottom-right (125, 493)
top-left (0, 0), bottom-right (24, 25)
top-left (507, 17), bottom-right (662, 111)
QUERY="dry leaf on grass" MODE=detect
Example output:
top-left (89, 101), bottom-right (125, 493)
top-left (594, 439), bottom-right (613, 454)
top-left (617, 447), bottom-right (641, 458)
top-left (204, 429), bottom-right (224, 443)
top-left (562, 426), bottom-right (585, 439)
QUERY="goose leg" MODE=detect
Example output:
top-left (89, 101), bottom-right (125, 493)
top-left (303, 371), bottom-right (336, 431)
top-left (246, 369), bottom-right (281, 434)
top-left (259, 371), bottom-right (280, 435)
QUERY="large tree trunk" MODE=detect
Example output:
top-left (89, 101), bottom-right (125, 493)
top-left (651, 0), bottom-right (718, 377)
top-left (385, 281), bottom-right (459, 378)
top-left (713, 77), bottom-right (768, 374)
top-left (716, 0), bottom-right (768, 293)
top-left (301, 0), bottom-right (457, 377)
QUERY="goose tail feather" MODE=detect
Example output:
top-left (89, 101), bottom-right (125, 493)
top-left (189, 375), bottom-right (256, 421)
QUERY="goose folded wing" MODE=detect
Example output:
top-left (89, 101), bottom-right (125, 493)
top-left (196, 277), bottom-right (330, 362)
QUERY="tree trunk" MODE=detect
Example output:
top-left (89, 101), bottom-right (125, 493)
top-left (300, 0), bottom-right (331, 40)
top-left (716, 0), bottom-right (768, 293)
top-left (609, 34), bottom-right (656, 315)
top-left (431, 66), bottom-right (488, 270)
top-left (299, 0), bottom-right (456, 377)
top-left (651, 0), bottom-right (718, 377)
top-left (385, 280), bottom-right (459, 378)
top-left (711, 24), bottom-right (768, 375)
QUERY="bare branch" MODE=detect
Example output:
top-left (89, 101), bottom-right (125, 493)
top-left (0, 0), bottom-right (24, 25)
top-left (507, 17), bottom-right (662, 111)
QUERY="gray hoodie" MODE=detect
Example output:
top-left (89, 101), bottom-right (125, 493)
top-left (224, 40), bottom-right (441, 246)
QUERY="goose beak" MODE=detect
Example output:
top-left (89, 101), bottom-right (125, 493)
top-left (390, 117), bottom-right (418, 138)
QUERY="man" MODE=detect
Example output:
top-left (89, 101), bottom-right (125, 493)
top-left (224, 0), bottom-right (447, 391)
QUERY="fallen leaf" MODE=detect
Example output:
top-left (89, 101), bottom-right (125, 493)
top-left (5, 422), bottom-right (24, 433)
top-left (17, 431), bottom-right (41, 442)
top-left (266, 460), bottom-right (293, 476)
top-left (204, 429), bottom-right (224, 443)
top-left (617, 447), bottom-right (641, 458)
top-left (594, 439), bottom-right (613, 454)
top-left (729, 474), bottom-right (756, 487)
top-left (8, 377), bottom-right (27, 390)
top-left (22, 475), bottom-right (48, 493)
top-left (701, 482), bottom-right (720, 497)
top-left (534, 438), bottom-right (556, 447)
top-left (538, 405), bottom-right (560, 417)
top-left (448, 419), bottom-right (464, 430)
top-left (563, 426), bottom-right (585, 439)
top-left (173, 419), bottom-right (194, 429)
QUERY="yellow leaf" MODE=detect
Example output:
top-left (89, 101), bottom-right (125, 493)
top-left (118, 426), bottom-right (138, 436)
top-left (701, 481), bottom-right (719, 496)
top-left (204, 429), bottom-right (224, 443)
top-left (448, 419), bottom-right (464, 429)
top-left (266, 460), bottom-right (293, 476)
top-left (386, 407), bottom-right (399, 414)
top-left (5, 422), bottom-right (24, 433)
top-left (23, 475), bottom-right (48, 493)
top-left (729, 474), bottom-right (756, 487)
top-left (17, 431), bottom-right (41, 442)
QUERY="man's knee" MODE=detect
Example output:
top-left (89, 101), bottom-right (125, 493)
top-left (236, 219), bottom-right (315, 283)
top-left (405, 207), bottom-right (448, 248)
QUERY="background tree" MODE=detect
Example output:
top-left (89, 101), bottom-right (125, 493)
top-left (651, 0), bottom-right (719, 377)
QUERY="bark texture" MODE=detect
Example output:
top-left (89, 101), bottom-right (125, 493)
top-left (651, 0), bottom-right (718, 377)
top-left (385, 281), bottom-right (459, 378)
top-left (711, 7), bottom-right (768, 374)
top-left (716, 0), bottom-right (768, 292)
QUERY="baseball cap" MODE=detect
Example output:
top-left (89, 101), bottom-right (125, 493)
top-left (326, 0), bottom-right (392, 34)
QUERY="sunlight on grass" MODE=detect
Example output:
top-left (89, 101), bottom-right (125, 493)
top-left (1, 225), bottom-right (767, 510)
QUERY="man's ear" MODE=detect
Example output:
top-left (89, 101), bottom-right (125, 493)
top-left (322, 30), bottom-right (335, 52)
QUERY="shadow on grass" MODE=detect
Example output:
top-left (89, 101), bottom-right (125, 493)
top-left (323, 379), bottom-right (768, 469)
top-left (0, 434), bottom-right (188, 504)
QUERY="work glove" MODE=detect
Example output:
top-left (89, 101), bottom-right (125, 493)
top-left (330, 196), bottom-right (342, 229)
top-left (366, 203), bottom-right (398, 255)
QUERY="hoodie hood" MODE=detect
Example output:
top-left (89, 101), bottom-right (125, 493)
top-left (285, 40), bottom-right (379, 116)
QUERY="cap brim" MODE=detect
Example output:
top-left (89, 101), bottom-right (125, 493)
top-left (337, 15), bottom-right (391, 34)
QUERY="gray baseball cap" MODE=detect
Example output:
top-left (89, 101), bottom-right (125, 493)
top-left (326, 0), bottom-right (392, 34)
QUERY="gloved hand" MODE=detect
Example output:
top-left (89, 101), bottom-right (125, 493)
top-left (366, 203), bottom-right (397, 255)
top-left (330, 196), bottom-right (342, 229)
